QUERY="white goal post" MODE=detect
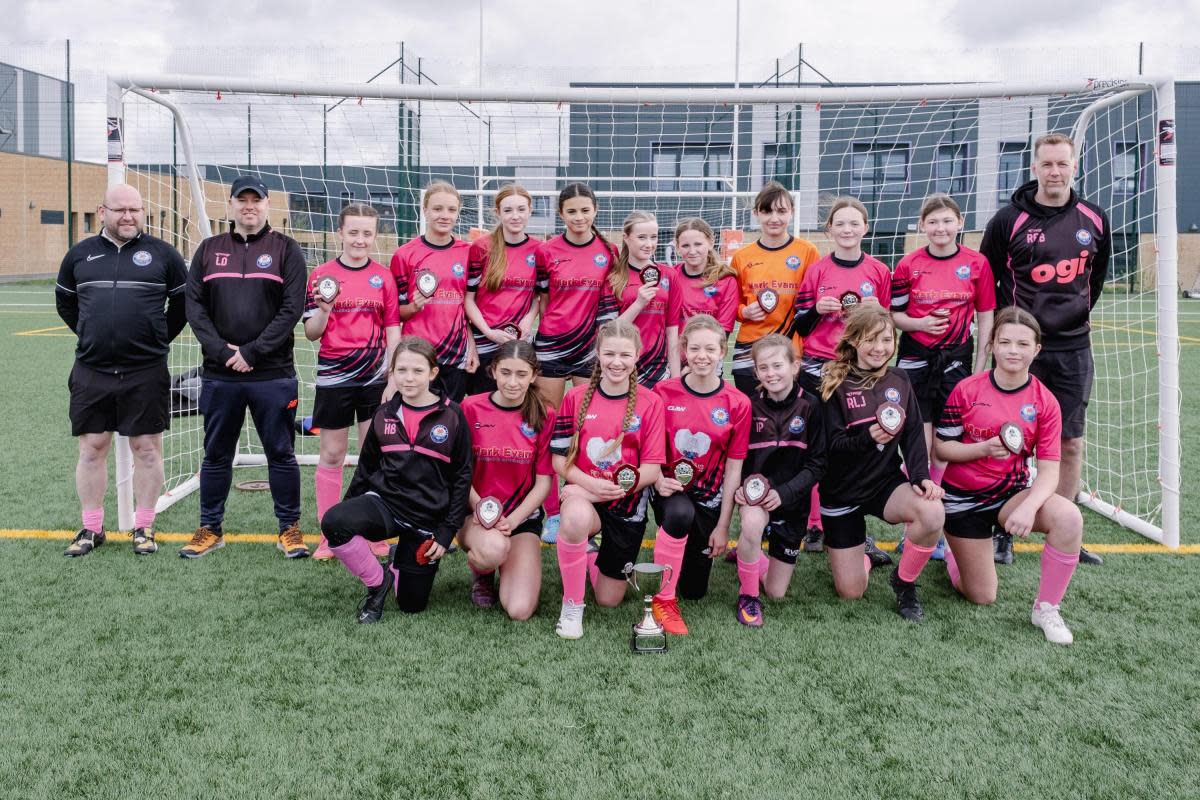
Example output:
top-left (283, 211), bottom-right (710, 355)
top-left (105, 73), bottom-right (1180, 548)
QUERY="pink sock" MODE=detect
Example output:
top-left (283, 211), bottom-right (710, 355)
top-left (898, 541), bottom-right (936, 583)
top-left (929, 462), bottom-right (945, 486)
top-left (330, 537), bottom-right (384, 588)
top-left (557, 538), bottom-right (588, 604)
top-left (587, 550), bottom-right (599, 590)
top-left (945, 547), bottom-right (962, 590)
top-left (758, 556), bottom-right (770, 580)
top-left (315, 466), bottom-right (344, 523)
top-left (652, 529), bottom-right (687, 600)
top-left (808, 485), bottom-right (822, 530)
top-left (1035, 542), bottom-right (1080, 607)
top-left (544, 479), bottom-right (561, 517)
top-left (134, 506), bottom-right (155, 530)
top-left (82, 507), bottom-right (103, 533)
top-left (737, 554), bottom-right (762, 597)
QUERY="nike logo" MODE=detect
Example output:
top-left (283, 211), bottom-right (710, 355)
top-left (86, 254), bottom-right (105, 261)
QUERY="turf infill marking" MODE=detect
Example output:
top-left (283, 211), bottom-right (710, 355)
top-left (2, 529), bottom-right (1194, 554)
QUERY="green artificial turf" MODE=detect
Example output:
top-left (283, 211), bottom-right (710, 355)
top-left (2, 283), bottom-right (1199, 799)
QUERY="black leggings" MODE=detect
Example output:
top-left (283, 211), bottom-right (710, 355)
top-left (654, 492), bottom-right (720, 601)
top-left (322, 494), bottom-right (439, 614)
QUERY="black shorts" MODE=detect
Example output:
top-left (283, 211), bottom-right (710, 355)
top-left (896, 337), bottom-right (972, 425)
top-left (942, 483), bottom-right (1023, 540)
top-left (796, 356), bottom-right (826, 395)
top-left (819, 473), bottom-right (908, 549)
top-left (765, 513), bottom-right (809, 564)
top-left (593, 500), bottom-right (649, 581)
top-left (435, 364), bottom-right (469, 402)
top-left (651, 492), bottom-right (722, 599)
top-left (537, 348), bottom-right (595, 380)
top-left (1028, 347), bottom-right (1093, 439)
top-left (466, 363), bottom-right (498, 396)
top-left (68, 360), bottom-right (170, 437)
top-left (510, 510), bottom-right (543, 538)
top-left (311, 383), bottom-right (385, 429)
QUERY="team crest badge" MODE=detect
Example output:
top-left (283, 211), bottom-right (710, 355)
top-left (1020, 404), bottom-right (1037, 422)
top-left (625, 414), bottom-right (642, 433)
top-left (955, 265), bottom-right (971, 280)
top-left (789, 415), bottom-right (805, 434)
top-left (885, 387), bottom-right (901, 404)
top-left (132, 250), bottom-right (152, 267)
top-left (430, 424), bottom-right (449, 443)
top-left (593, 254), bottom-right (608, 267)
top-left (860, 281), bottom-right (875, 296)
top-left (785, 255), bottom-right (801, 270)
top-left (256, 254), bottom-right (273, 269)
top-left (452, 262), bottom-right (465, 277)
top-left (704, 285), bottom-right (718, 297)
top-left (369, 275), bottom-right (384, 288)
top-left (1075, 229), bottom-right (1093, 246)
top-left (710, 407), bottom-right (729, 426)
top-left (519, 421), bottom-right (537, 439)
top-left (526, 253), bottom-right (537, 267)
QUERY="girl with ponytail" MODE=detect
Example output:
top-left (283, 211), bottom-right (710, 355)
top-left (548, 319), bottom-right (665, 639)
top-left (464, 184), bottom-right (541, 395)
top-left (459, 340), bottom-right (555, 620)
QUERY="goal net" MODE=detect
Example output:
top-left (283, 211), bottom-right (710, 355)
top-left (107, 74), bottom-right (1180, 547)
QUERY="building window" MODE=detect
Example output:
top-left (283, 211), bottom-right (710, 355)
top-left (1113, 142), bottom-right (1140, 195)
top-left (370, 192), bottom-right (398, 234)
top-left (850, 142), bottom-right (910, 200)
top-left (83, 212), bottom-right (94, 233)
top-left (997, 141), bottom-right (1029, 202)
top-left (934, 143), bottom-right (971, 195)
top-left (288, 193), bottom-right (327, 232)
top-left (40, 210), bottom-right (65, 225)
top-left (651, 144), bottom-right (732, 192)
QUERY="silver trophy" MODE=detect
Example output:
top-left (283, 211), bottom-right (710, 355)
top-left (625, 562), bottom-right (673, 654)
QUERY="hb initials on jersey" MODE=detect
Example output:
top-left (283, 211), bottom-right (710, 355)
top-left (1031, 250), bottom-right (1090, 285)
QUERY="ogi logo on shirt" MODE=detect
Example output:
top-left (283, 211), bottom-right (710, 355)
top-left (785, 255), bottom-right (801, 270)
top-left (132, 250), bottom-right (152, 267)
top-left (789, 415), bottom-right (805, 434)
top-left (369, 275), bottom-right (384, 289)
top-left (593, 254), bottom-right (609, 268)
top-left (955, 265), bottom-right (971, 280)
top-left (519, 421), bottom-right (537, 439)
top-left (884, 387), bottom-right (901, 404)
top-left (430, 424), bottom-right (450, 443)
top-left (1020, 404), bottom-right (1037, 422)
top-left (625, 414), bottom-right (642, 433)
top-left (256, 254), bottom-right (273, 270)
top-left (710, 407), bottom-right (729, 426)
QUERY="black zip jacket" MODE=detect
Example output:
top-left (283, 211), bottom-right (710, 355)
top-left (55, 232), bottom-right (187, 372)
top-left (185, 224), bottom-right (306, 380)
top-left (980, 179), bottom-right (1110, 351)
top-left (822, 367), bottom-right (929, 507)
top-left (346, 395), bottom-right (474, 547)
top-left (744, 384), bottom-right (825, 511)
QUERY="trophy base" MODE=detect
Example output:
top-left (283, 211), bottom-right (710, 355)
top-left (630, 629), bottom-right (668, 654)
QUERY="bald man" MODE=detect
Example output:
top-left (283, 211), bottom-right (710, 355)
top-left (55, 184), bottom-right (188, 556)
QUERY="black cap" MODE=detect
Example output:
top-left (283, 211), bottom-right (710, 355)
top-left (230, 175), bottom-right (268, 198)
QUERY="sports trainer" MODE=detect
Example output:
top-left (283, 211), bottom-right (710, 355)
top-left (56, 183), bottom-right (187, 556)
top-left (182, 176), bottom-right (308, 559)
top-left (980, 132), bottom-right (1109, 567)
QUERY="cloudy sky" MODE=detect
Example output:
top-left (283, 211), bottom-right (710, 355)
top-left (3, 0), bottom-right (1197, 163)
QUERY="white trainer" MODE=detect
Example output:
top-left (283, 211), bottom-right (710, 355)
top-left (555, 600), bottom-right (585, 640)
top-left (1031, 601), bottom-right (1074, 645)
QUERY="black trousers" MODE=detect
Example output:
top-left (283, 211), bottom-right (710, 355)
top-left (322, 494), bottom-right (440, 614)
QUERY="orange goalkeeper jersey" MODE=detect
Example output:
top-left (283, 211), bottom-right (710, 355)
top-left (732, 235), bottom-right (819, 348)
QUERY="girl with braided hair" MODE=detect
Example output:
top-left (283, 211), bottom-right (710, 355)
top-left (548, 319), bottom-right (666, 639)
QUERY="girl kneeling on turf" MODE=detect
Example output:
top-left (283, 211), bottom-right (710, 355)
top-left (732, 333), bottom-right (825, 627)
top-left (819, 304), bottom-right (944, 622)
top-left (322, 336), bottom-right (473, 624)
top-left (459, 340), bottom-right (555, 620)
top-left (933, 307), bottom-right (1083, 645)
top-left (549, 319), bottom-right (665, 639)
top-left (650, 314), bottom-right (751, 635)
top-left (304, 203), bottom-right (401, 560)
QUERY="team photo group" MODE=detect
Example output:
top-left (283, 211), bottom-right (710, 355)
top-left (56, 131), bottom-right (1111, 647)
